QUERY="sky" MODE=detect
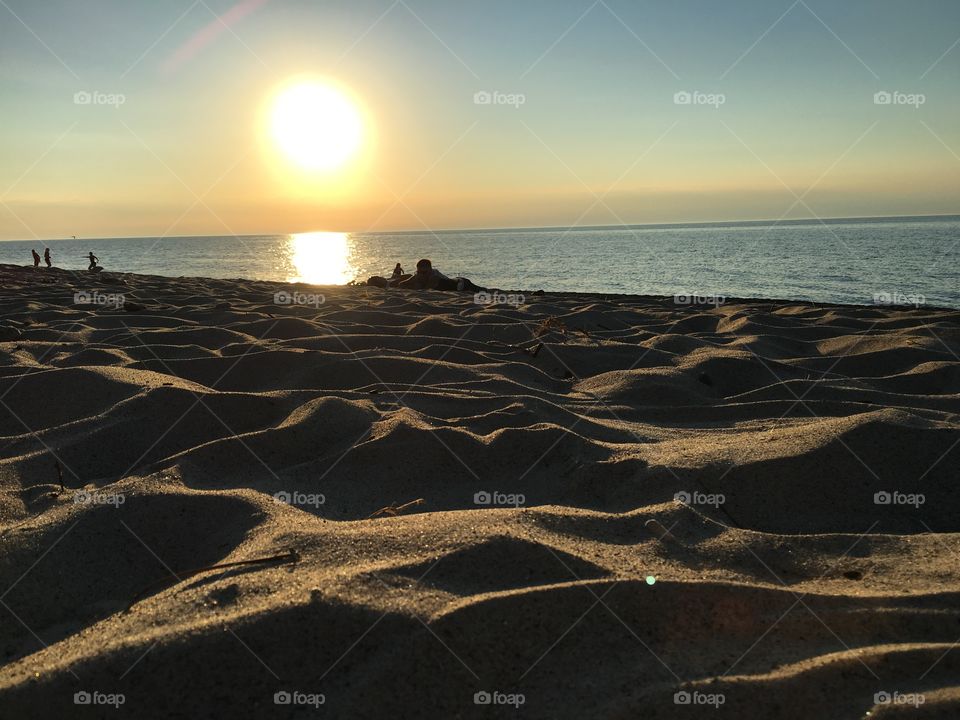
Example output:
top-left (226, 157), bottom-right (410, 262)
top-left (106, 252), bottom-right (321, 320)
top-left (1, 0), bottom-right (959, 240)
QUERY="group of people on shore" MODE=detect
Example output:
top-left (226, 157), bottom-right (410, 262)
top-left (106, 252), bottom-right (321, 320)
top-left (368, 258), bottom-right (485, 293)
top-left (30, 249), bottom-right (100, 271)
top-left (30, 250), bottom-right (467, 290)
top-left (30, 248), bottom-right (51, 268)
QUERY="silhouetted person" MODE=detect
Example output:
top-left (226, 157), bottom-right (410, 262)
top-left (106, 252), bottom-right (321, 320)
top-left (87, 252), bottom-right (99, 270)
top-left (391, 263), bottom-right (404, 279)
top-left (397, 259), bottom-right (484, 292)
top-left (43, 248), bottom-right (51, 268)
top-left (31, 249), bottom-right (40, 267)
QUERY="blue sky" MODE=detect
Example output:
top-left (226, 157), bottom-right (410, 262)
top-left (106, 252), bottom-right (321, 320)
top-left (1, 0), bottom-right (959, 238)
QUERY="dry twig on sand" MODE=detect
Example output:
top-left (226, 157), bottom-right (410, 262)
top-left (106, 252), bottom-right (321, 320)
top-left (487, 341), bottom-right (543, 358)
top-left (53, 460), bottom-right (65, 493)
top-left (127, 549), bottom-right (300, 609)
top-left (369, 498), bottom-right (424, 519)
top-left (534, 316), bottom-right (567, 337)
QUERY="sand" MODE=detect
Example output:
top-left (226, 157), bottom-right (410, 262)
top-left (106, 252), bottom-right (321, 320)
top-left (0, 262), bottom-right (958, 719)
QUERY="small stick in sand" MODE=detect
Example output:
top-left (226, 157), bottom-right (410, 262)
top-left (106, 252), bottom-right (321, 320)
top-left (535, 316), bottom-right (567, 338)
top-left (53, 460), bottom-right (65, 494)
top-left (486, 341), bottom-right (542, 357)
top-left (127, 549), bottom-right (300, 610)
top-left (368, 498), bottom-right (424, 519)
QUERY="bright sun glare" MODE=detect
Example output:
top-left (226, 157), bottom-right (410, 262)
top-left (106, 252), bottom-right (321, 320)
top-left (270, 81), bottom-right (363, 171)
top-left (289, 232), bottom-right (353, 285)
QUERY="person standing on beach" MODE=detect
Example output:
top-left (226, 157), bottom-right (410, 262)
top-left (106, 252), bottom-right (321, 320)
top-left (31, 249), bottom-right (40, 267)
top-left (43, 248), bottom-right (51, 267)
top-left (87, 252), bottom-right (99, 270)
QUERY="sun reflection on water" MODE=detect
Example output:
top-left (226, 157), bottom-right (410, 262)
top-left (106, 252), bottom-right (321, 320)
top-left (287, 232), bottom-right (354, 284)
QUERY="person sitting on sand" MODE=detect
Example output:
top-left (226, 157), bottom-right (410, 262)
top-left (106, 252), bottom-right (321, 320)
top-left (391, 263), bottom-right (404, 279)
top-left (31, 249), bottom-right (40, 268)
top-left (87, 252), bottom-right (99, 270)
top-left (396, 259), bottom-right (485, 292)
top-left (43, 248), bottom-right (51, 268)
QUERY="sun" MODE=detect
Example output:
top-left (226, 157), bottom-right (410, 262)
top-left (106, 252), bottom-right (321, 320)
top-left (269, 80), bottom-right (364, 171)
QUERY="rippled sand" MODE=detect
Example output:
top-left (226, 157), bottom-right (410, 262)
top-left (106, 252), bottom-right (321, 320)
top-left (1, 264), bottom-right (958, 718)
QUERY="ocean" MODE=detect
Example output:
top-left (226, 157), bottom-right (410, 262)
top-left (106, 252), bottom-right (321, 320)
top-left (1, 215), bottom-right (957, 308)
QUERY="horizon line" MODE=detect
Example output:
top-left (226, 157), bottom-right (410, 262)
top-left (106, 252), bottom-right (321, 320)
top-left (2, 212), bottom-right (959, 243)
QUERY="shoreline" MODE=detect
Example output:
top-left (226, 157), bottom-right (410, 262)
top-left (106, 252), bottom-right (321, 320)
top-left (2, 263), bottom-right (954, 312)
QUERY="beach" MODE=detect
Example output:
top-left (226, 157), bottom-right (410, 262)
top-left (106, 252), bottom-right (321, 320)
top-left (1, 262), bottom-right (958, 718)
